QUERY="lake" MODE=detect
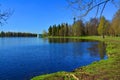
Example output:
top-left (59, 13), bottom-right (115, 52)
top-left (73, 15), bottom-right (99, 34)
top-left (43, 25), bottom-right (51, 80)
top-left (0, 37), bottom-right (107, 80)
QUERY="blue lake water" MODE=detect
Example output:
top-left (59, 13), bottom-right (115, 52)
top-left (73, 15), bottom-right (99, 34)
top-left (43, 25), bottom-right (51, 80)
top-left (0, 37), bottom-right (107, 80)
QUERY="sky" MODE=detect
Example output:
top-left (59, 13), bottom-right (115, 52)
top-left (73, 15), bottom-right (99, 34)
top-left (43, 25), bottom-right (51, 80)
top-left (0, 0), bottom-right (118, 34)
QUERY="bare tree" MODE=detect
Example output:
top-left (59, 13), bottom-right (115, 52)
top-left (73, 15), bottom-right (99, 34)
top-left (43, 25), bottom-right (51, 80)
top-left (67, 0), bottom-right (120, 38)
top-left (0, 5), bottom-right (13, 26)
top-left (67, 0), bottom-right (120, 18)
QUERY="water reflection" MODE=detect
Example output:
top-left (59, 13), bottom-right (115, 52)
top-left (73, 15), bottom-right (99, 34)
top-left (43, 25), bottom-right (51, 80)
top-left (0, 38), bottom-right (107, 80)
top-left (48, 38), bottom-right (106, 59)
top-left (88, 42), bottom-right (106, 59)
top-left (48, 38), bottom-right (69, 43)
top-left (48, 38), bottom-right (97, 43)
top-left (98, 42), bottom-right (106, 59)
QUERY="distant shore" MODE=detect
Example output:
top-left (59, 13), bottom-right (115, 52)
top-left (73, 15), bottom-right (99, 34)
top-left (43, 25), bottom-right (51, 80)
top-left (0, 31), bottom-right (37, 37)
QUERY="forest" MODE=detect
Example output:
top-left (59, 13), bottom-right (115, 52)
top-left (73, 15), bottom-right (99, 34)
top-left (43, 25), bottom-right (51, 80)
top-left (0, 31), bottom-right (37, 37)
top-left (47, 9), bottom-right (120, 37)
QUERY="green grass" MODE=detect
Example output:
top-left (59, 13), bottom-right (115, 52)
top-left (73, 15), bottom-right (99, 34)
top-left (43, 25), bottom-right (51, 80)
top-left (32, 72), bottom-right (76, 80)
top-left (31, 36), bottom-right (120, 80)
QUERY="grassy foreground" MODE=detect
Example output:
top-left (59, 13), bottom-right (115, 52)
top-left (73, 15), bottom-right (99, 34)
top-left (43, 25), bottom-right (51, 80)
top-left (31, 36), bottom-right (120, 80)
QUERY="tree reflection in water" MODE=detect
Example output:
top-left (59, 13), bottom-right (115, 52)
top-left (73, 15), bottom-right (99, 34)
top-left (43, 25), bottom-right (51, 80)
top-left (48, 38), bottom-right (106, 59)
top-left (88, 42), bottom-right (106, 59)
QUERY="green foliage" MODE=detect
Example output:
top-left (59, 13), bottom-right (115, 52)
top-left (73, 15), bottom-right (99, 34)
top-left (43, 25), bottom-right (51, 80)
top-left (42, 30), bottom-right (48, 38)
top-left (48, 23), bottom-right (69, 37)
top-left (98, 16), bottom-right (106, 35)
top-left (46, 17), bottom-right (109, 37)
top-left (47, 9), bottom-right (120, 37)
top-left (0, 31), bottom-right (37, 37)
top-left (111, 9), bottom-right (120, 36)
top-left (72, 20), bottom-right (84, 36)
top-left (85, 18), bottom-right (99, 36)
top-left (48, 21), bottom-right (85, 37)
top-left (48, 26), bottom-right (52, 36)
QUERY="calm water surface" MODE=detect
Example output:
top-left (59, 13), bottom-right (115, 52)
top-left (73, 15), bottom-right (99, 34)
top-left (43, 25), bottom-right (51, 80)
top-left (0, 38), bottom-right (107, 80)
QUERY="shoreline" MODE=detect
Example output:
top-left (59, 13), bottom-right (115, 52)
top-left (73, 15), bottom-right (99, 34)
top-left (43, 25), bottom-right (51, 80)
top-left (32, 36), bottom-right (120, 80)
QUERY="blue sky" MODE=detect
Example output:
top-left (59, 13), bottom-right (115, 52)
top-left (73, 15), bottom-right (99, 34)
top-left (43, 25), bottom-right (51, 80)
top-left (0, 0), bottom-right (118, 34)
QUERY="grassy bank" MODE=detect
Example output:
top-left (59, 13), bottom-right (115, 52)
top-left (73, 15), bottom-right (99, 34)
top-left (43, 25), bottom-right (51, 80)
top-left (32, 36), bottom-right (120, 80)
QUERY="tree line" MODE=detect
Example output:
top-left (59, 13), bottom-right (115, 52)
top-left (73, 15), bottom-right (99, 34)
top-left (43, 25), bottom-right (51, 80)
top-left (46, 9), bottom-right (120, 37)
top-left (0, 31), bottom-right (37, 37)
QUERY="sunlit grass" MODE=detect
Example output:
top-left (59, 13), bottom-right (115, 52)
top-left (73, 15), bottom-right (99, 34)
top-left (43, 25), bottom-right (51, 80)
top-left (31, 72), bottom-right (76, 80)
